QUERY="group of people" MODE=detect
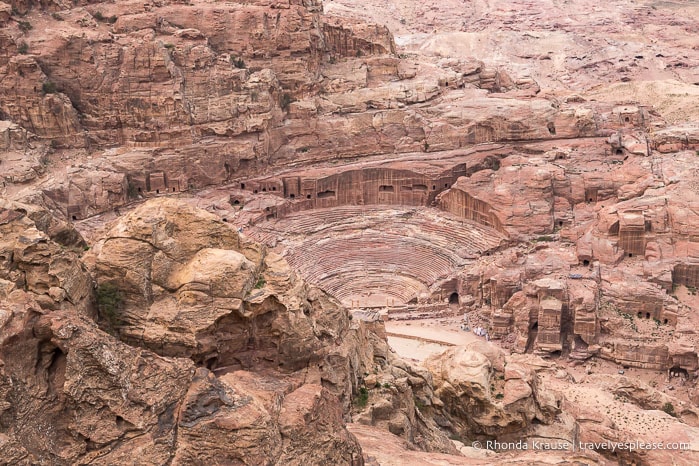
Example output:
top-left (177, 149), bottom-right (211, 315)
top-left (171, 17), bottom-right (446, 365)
top-left (473, 326), bottom-right (490, 341)
top-left (461, 322), bottom-right (490, 341)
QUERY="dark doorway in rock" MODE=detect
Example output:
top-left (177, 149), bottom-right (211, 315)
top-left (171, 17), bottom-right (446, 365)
top-left (616, 149), bottom-right (623, 155)
top-left (72, 215), bottom-right (77, 221)
top-left (289, 194), bottom-right (295, 199)
top-left (205, 357), bottom-right (218, 370)
top-left (664, 319), bottom-right (668, 324)
top-left (646, 312), bottom-right (650, 319)
top-left (583, 259), bottom-right (590, 266)
top-left (669, 366), bottom-right (688, 378)
top-left (449, 292), bottom-right (459, 305)
top-left (233, 200), bottom-right (240, 205)
top-left (241, 183), bottom-right (245, 189)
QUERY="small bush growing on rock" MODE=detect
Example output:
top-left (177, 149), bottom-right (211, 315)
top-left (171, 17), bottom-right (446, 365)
top-left (18, 42), bottom-right (28, 54)
top-left (355, 387), bottom-right (369, 407)
top-left (230, 56), bottom-right (246, 69)
top-left (662, 402), bottom-right (676, 417)
top-left (93, 11), bottom-right (105, 21)
top-left (108, 15), bottom-right (118, 24)
top-left (19, 21), bottom-right (32, 33)
top-left (280, 93), bottom-right (294, 110)
top-left (42, 82), bottom-right (58, 94)
top-left (254, 276), bottom-right (266, 289)
top-left (97, 283), bottom-right (124, 328)
top-left (51, 12), bottom-right (64, 21)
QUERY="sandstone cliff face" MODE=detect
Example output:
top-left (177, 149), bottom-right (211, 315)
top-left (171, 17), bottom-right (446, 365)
top-left (0, 198), bottom-right (386, 464)
top-left (3, 0), bottom-right (699, 464)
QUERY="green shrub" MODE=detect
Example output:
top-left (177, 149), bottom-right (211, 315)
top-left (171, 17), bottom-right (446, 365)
top-left (230, 56), bottom-right (245, 69)
top-left (93, 11), bottom-right (105, 21)
top-left (18, 42), bottom-right (28, 54)
top-left (254, 275), bottom-right (266, 289)
top-left (19, 21), bottom-right (32, 33)
top-left (280, 93), bottom-right (294, 110)
top-left (662, 402), bottom-right (676, 417)
top-left (42, 82), bottom-right (58, 94)
top-left (51, 12), bottom-right (64, 21)
top-left (97, 283), bottom-right (124, 328)
top-left (355, 387), bottom-right (369, 407)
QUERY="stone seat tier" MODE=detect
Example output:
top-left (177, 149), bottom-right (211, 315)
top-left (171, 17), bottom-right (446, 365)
top-left (284, 232), bottom-right (465, 305)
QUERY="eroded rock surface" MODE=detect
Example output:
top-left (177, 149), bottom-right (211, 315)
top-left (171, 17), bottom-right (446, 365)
top-left (2, 0), bottom-right (699, 464)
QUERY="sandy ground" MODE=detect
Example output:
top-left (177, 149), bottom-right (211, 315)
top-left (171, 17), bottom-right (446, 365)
top-left (386, 317), bottom-right (485, 360)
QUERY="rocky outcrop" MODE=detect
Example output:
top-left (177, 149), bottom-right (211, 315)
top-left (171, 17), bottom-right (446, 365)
top-left (424, 343), bottom-right (562, 439)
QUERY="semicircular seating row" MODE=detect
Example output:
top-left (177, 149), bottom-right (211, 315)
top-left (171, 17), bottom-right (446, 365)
top-left (284, 232), bottom-right (464, 305)
top-left (252, 205), bottom-right (505, 257)
top-left (248, 205), bottom-right (506, 305)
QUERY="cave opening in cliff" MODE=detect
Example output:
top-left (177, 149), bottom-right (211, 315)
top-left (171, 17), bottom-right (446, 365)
top-left (317, 190), bottom-right (336, 199)
top-left (664, 319), bottom-right (669, 324)
top-left (205, 356), bottom-right (218, 370)
top-left (547, 122), bottom-right (556, 135)
top-left (646, 312), bottom-right (650, 319)
top-left (583, 259), bottom-right (590, 266)
top-left (72, 215), bottom-right (77, 220)
top-left (289, 194), bottom-right (295, 199)
top-left (240, 183), bottom-right (245, 189)
top-left (449, 292), bottom-right (459, 305)
top-left (616, 149), bottom-right (623, 155)
top-left (669, 366), bottom-right (689, 378)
